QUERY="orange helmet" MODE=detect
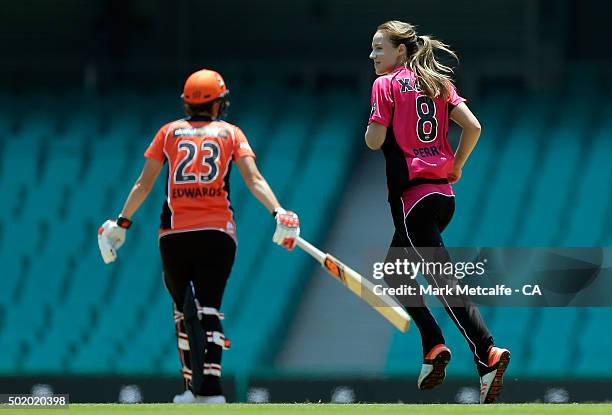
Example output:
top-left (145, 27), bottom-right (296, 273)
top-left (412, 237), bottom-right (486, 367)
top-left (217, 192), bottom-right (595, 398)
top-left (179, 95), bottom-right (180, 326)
top-left (181, 69), bottom-right (229, 104)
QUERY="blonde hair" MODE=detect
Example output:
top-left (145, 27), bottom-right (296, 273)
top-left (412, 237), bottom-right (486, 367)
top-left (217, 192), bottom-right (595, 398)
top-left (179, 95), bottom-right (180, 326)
top-left (377, 20), bottom-right (458, 100)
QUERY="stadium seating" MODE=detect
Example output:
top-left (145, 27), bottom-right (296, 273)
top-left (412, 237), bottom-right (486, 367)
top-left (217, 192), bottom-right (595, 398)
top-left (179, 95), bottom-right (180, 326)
top-left (1, 80), bottom-right (611, 381)
top-left (0, 83), bottom-right (361, 377)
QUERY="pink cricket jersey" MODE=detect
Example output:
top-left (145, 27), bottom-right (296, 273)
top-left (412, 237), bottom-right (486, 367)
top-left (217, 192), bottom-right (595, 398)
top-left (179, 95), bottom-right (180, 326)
top-left (368, 66), bottom-right (465, 201)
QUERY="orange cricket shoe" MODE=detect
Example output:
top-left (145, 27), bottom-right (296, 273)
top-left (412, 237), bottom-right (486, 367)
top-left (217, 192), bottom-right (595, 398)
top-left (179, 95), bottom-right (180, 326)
top-left (479, 346), bottom-right (511, 404)
top-left (417, 344), bottom-right (452, 390)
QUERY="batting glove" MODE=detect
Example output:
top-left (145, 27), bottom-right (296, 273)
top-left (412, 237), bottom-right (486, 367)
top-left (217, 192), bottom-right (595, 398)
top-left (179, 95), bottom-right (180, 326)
top-left (272, 207), bottom-right (300, 250)
top-left (97, 217), bottom-right (132, 263)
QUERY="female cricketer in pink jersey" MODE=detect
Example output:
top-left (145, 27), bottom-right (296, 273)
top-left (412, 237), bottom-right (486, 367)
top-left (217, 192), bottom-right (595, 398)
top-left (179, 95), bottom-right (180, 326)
top-left (97, 69), bottom-right (300, 404)
top-left (365, 21), bottom-right (510, 404)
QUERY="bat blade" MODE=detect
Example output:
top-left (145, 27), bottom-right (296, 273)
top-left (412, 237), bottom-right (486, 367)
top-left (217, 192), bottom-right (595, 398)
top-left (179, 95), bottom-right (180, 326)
top-left (295, 237), bottom-right (410, 332)
top-left (322, 254), bottom-right (410, 332)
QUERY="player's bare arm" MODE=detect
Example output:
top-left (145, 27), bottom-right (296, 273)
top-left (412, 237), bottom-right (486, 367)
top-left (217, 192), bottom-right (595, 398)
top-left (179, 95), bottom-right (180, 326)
top-left (448, 103), bottom-right (481, 183)
top-left (96, 158), bottom-right (164, 263)
top-left (235, 155), bottom-right (281, 214)
top-left (365, 121), bottom-right (387, 150)
top-left (236, 155), bottom-right (300, 250)
top-left (119, 158), bottom-right (164, 220)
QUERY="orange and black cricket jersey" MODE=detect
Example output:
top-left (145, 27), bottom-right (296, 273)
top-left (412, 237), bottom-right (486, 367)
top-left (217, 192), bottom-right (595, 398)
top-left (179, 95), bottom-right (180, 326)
top-left (145, 116), bottom-right (255, 240)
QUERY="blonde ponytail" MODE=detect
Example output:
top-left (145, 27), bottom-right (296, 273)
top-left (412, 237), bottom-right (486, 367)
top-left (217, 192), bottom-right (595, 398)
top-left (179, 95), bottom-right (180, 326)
top-left (410, 35), bottom-right (457, 100)
top-left (377, 21), bottom-right (458, 100)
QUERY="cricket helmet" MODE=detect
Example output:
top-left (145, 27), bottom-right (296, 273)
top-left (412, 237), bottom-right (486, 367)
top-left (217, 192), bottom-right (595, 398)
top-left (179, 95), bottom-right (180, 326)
top-left (181, 69), bottom-right (229, 105)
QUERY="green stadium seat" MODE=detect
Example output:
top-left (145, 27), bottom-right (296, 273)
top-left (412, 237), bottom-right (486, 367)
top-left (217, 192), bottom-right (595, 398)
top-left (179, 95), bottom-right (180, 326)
top-left (3, 86), bottom-right (610, 382)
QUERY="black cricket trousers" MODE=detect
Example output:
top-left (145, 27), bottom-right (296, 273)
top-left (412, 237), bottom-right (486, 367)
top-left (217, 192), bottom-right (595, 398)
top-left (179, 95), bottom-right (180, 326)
top-left (385, 193), bottom-right (494, 375)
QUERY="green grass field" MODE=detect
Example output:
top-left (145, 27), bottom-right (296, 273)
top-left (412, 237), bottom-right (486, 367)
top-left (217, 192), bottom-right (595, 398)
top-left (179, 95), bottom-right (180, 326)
top-left (7, 404), bottom-right (612, 415)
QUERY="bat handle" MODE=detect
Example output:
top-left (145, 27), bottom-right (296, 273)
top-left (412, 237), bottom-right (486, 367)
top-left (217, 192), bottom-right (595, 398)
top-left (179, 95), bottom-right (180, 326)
top-left (295, 237), bottom-right (326, 264)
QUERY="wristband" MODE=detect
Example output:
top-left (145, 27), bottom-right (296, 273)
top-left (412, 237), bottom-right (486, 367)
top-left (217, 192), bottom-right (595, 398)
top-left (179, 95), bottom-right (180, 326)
top-left (116, 216), bottom-right (133, 229)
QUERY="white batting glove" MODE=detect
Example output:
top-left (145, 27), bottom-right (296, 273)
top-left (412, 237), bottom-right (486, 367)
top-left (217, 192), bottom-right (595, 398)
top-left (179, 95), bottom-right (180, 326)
top-left (272, 208), bottom-right (300, 250)
top-left (97, 217), bottom-right (131, 263)
top-left (97, 231), bottom-right (117, 264)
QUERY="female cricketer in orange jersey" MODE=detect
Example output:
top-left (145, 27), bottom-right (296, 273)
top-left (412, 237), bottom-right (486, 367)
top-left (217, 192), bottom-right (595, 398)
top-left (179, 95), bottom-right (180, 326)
top-left (97, 69), bottom-right (300, 404)
top-left (365, 21), bottom-right (510, 404)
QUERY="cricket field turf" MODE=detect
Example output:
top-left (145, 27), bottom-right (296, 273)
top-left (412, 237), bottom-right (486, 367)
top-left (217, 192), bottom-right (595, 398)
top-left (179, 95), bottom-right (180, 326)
top-left (7, 404), bottom-right (612, 415)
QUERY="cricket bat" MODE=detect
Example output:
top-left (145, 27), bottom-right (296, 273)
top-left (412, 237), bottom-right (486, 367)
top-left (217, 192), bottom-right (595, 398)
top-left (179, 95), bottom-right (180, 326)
top-left (295, 237), bottom-right (410, 332)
